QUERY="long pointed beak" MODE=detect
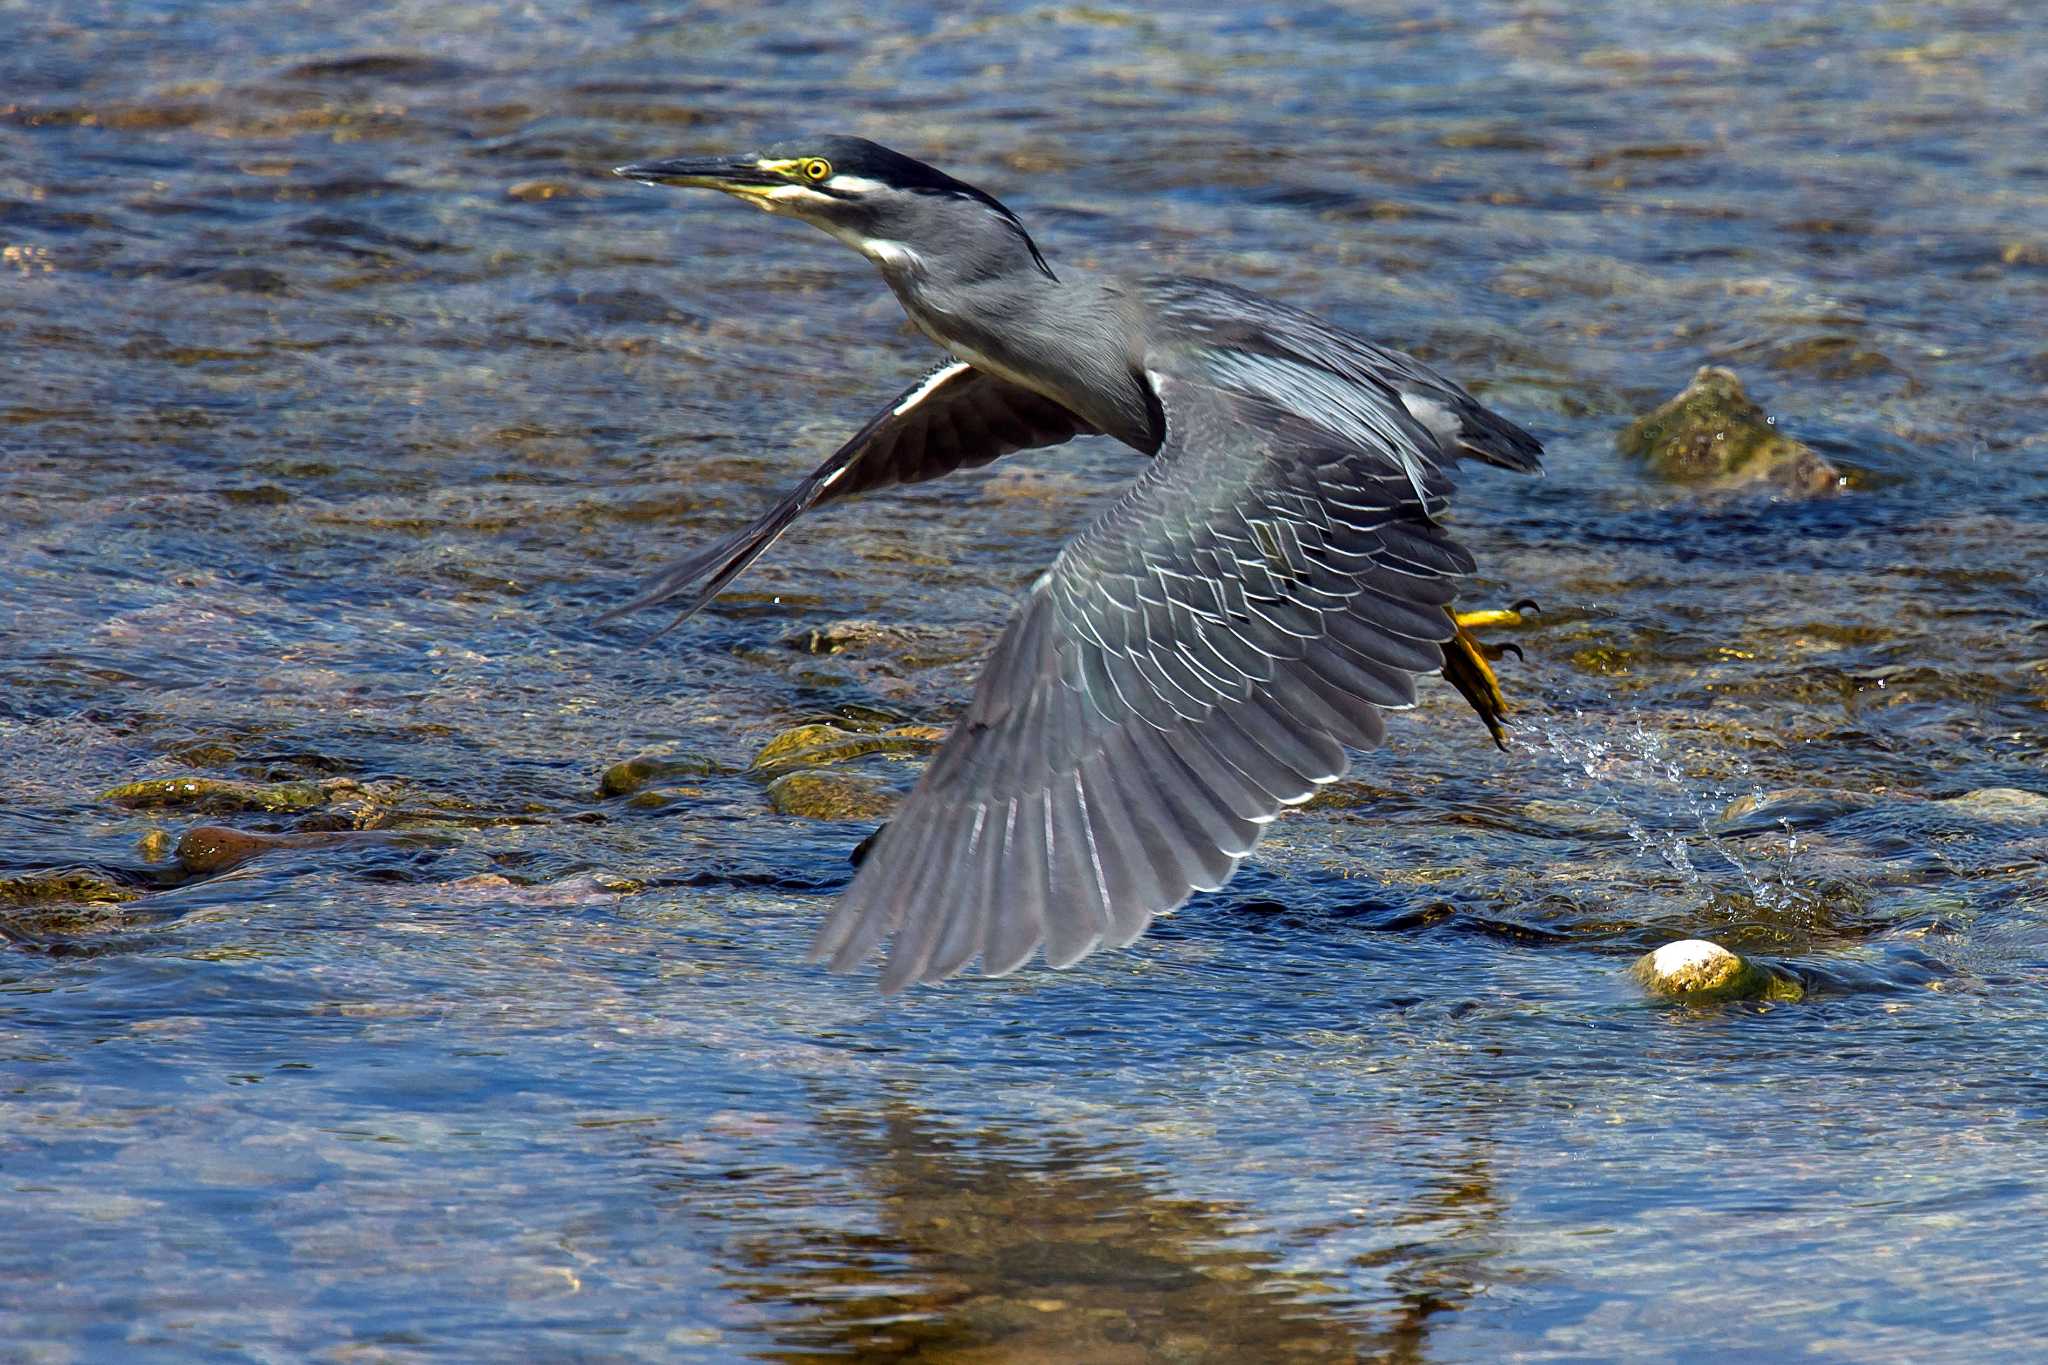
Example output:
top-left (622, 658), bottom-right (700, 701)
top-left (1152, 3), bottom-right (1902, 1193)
top-left (613, 155), bottom-right (780, 192)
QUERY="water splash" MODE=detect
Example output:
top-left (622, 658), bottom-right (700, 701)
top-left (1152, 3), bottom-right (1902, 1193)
top-left (1525, 710), bottom-right (1799, 912)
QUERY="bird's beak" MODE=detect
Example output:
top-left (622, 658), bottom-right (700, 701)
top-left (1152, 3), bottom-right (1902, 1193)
top-left (613, 155), bottom-right (785, 199)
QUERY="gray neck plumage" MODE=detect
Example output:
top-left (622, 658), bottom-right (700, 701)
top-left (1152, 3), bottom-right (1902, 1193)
top-left (845, 199), bottom-right (1163, 454)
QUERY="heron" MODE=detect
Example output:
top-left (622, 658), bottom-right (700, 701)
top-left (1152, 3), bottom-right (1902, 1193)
top-left (607, 136), bottom-right (1542, 993)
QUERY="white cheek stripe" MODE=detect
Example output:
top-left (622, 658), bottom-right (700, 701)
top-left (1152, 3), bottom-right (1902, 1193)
top-left (824, 174), bottom-right (888, 194)
top-left (891, 361), bottom-right (971, 417)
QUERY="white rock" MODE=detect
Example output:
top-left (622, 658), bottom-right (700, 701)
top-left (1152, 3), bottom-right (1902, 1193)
top-left (1632, 938), bottom-right (1782, 1001)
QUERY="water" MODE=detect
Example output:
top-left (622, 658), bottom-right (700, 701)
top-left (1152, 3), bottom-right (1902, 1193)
top-left (4, 0), bottom-right (2047, 1358)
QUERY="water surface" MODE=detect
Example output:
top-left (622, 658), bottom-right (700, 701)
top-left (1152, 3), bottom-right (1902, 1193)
top-left (4, 0), bottom-right (2047, 1359)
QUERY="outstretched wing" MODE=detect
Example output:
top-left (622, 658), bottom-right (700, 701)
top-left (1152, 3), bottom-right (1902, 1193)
top-left (813, 359), bottom-right (1484, 992)
top-left (598, 362), bottom-right (1094, 632)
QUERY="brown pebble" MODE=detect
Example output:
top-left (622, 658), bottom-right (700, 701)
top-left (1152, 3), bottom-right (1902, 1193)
top-left (174, 825), bottom-right (389, 875)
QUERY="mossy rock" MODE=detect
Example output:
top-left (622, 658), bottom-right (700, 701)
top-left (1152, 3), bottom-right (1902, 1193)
top-left (765, 771), bottom-right (895, 821)
top-left (0, 868), bottom-right (138, 908)
top-left (100, 775), bottom-right (339, 813)
top-left (1631, 938), bottom-right (1803, 1003)
top-left (1617, 366), bottom-right (1841, 493)
top-left (0, 869), bottom-right (142, 938)
top-left (750, 722), bottom-right (944, 775)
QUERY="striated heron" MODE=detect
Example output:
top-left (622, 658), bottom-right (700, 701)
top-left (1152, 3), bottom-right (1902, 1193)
top-left (607, 136), bottom-right (1542, 992)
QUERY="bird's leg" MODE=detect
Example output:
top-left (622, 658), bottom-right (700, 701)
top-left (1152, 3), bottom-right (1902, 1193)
top-left (1441, 599), bottom-right (1538, 751)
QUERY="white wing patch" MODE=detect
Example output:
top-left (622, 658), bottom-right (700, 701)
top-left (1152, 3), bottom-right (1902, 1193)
top-left (889, 361), bottom-right (973, 418)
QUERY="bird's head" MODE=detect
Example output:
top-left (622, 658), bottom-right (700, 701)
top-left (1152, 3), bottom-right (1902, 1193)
top-left (614, 134), bottom-right (1055, 282)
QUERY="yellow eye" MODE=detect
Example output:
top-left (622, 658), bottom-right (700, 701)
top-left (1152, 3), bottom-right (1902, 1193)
top-left (799, 157), bottom-right (832, 182)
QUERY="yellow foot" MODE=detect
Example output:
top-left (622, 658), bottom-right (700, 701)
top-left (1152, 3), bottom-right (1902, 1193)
top-left (1443, 599), bottom-right (1538, 751)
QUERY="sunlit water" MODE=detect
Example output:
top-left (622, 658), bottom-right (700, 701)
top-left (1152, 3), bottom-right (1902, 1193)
top-left (4, 0), bottom-right (2047, 1359)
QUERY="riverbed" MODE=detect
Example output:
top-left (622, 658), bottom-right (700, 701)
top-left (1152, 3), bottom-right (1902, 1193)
top-left (4, 1), bottom-right (2046, 1359)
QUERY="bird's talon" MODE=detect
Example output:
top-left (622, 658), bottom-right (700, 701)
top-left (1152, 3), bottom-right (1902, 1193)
top-left (1442, 604), bottom-right (1533, 751)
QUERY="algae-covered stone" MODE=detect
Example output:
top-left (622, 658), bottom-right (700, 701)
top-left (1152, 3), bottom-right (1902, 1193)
top-left (750, 722), bottom-right (944, 775)
top-left (599, 751), bottom-right (718, 797)
top-left (1632, 938), bottom-right (1801, 1002)
top-left (1617, 367), bottom-right (1841, 493)
top-left (0, 869), bottom-right (142, 939)
top-left (0, 868), bottom-right (138, 908)
top-left (765, 771), bottom-right (894, 821)
top-left (137, 828), bottom-right (176, 863)
top-left (100, 775), bottom-right (339, 813)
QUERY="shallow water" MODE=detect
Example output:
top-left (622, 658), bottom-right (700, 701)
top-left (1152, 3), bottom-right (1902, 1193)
top-left (4, 0), bottom-right (2047, 1358)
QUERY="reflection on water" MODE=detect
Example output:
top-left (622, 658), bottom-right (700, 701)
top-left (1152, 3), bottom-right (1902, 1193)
top-left (667, 1097), bottom-right (1508, 1363)
top-left (4, 0), bottom-right (2048, 1357)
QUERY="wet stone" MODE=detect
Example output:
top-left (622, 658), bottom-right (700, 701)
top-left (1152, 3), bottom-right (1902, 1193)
top-left (0, 869), bottom-right (144, 940)
top-left (750, 722), bottom-right (944, 775)
top-left (600, 751), bottom-right (719, 798)
top-left (1616, 366), bottom-right (1843, 493)
top-left (788, 619), bottom-right (941, 656)
top-left (1941, 788), bottom-right (2048, 823)
top-left (100, 775), bottom-right (353, 814)
top-left (0, 868), bottom-right (138, 908)
top-left (1717, 787), bottom-right (1894, 832)
top-left (1632, 939), bottom-right (1801, 1003)
top-left (765, 771), bottom-right (895, 822)
top-left (173, 824), bottom-right (395, 875)
top-left (626, 786), bottom-right (704, 810)
top-left (785, 618), bottom-right (980, 669)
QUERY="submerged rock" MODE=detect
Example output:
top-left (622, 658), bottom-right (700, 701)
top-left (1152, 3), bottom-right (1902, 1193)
top-left (1632, 938), bottom-right (1802, 1002)
top-left (136, 828), bottom-right (176, 863)
top-left (765, 771), bottom-right (894, 821)
top-left (172, 824), bottom-right (396, 875)
top-left (625, 786), bottom-right (705, 810)
top-left (783, 618), bottom-right (979, 669)
top-left (750, 722), bottom-right (944, 775)
top-left (0, 868), bottom-right (137, 908)
top-left (1617, 367), bottom-right (1842, 493)
top-left (1717, 786), bottom-right (1892, 832)
top-left (0, 869), bottom-right (141, 939)
top-left (599, 751), bottom-right (719, 798)
top-left (1942, 788), bottom-right (2048, 823)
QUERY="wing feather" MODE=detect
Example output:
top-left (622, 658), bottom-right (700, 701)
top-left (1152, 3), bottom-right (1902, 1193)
top-left (814, 357), bottom-right (1501, 989)
top-left (598, 362), bottom-right (1094, 632)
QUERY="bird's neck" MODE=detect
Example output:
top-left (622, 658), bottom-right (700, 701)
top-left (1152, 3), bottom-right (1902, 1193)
top-left (880, 262), bottom-right (1161, 453)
